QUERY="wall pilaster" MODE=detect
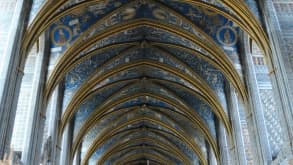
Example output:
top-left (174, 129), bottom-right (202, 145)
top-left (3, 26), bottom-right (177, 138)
top-left (73, 144), bottom-right (82, 165)
top-left (0, 0), bottom-right (32, 159)
top-left (49, 84), bottom-right (64, 165)
top-left (215, 90), bottom-right (233, 165)
top-left (258, 0), bottom-right (293, 154)
top-left (225, 83), bottom-right (247, 165)
top-left (60, 120), bottom-right (74, 165)
top-left (241, 33), bottom-right (273, 164)
top-left (21, 32), bottom-right (50, 165)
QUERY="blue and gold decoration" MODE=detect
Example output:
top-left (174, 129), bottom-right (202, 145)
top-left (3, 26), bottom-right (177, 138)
top-left (45, 0), bottom-right (250, 164)
top-left (51, 25), bottom-right (72, 46)
top-left (217, 26), bottom-right (238, 47)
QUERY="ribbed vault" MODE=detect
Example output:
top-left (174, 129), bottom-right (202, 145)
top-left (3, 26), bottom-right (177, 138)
top-left (22, 0), bottom-right (271, 164)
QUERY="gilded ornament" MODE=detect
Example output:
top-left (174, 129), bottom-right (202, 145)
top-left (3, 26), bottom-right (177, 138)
top-left (216, 26), bottom-right (238, 46)
top-left (51, 25), bottom-right (72, 46)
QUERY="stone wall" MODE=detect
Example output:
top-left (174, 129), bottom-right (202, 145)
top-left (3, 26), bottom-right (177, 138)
top-left (272, 1), bottom-right (293, 97)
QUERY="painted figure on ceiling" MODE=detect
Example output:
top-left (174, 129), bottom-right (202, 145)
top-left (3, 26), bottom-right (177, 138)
top-left (57, 29), bottom-right (66, 44)
top-left (224, 29), bottom-right (232, 44)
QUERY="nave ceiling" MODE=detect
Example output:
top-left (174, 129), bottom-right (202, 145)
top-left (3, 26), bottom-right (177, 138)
top-left (22, 0), bottom-right (270, 164)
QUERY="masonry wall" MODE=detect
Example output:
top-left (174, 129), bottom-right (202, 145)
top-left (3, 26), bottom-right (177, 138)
top-left (272, 1), bottom-right (293, 97)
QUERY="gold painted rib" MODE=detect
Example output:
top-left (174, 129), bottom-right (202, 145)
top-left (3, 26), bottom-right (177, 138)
top-left (111, 146), bottom-right (176, 165)
top-left (81, 116), bottom-right (208, 165)
top-left (45, 19), bottom-right (247, 104)
top-left (25, 0), bottom-right (270, 68)
top-left (50, 40), bottom-right (233, 142)
top-left (96, 137), bottom-right (191, 165)
top-left (62, 61), bottom-right (227, 152)
top-left (73, 92), bottom-right (214, 164)
top-left (76, 126), bottom-right (193, 165)
top-left (65, 78), bottom-right (218, 160)
top-left (22, 0), bottom-right (269, 103)
top-left (83, 106), bottom-right (199, 165)
top-left (116, 152), bottom-right (173, 165)
top-left (60, 65), bottom-right (216, 162)
top-left (124, 159), bottom-right (163, 165)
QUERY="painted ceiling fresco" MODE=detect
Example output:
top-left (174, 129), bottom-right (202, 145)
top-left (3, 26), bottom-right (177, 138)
top-left (35, 0), bottom-right (261, 164)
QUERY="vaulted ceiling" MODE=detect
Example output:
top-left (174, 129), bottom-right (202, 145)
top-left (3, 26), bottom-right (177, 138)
top-left (23, 0), bottom-right (269, 164)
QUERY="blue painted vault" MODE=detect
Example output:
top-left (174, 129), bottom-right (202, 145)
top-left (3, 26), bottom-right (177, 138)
top-left (45, 0), bottom-right (250, 164)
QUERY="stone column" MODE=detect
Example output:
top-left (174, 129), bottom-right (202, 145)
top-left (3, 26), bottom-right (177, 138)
top-left (240, 33), bottom-right (272, 164)
top-left (60, 120), bottom-right (74, 165)
top-left (206, 141), bottom-right (217, 165)
top-left (73, 144), bottom-right (82, 165)
top-left (258, 0), bottom-right (293, 152)
top-left (215, 89), bottom-right (232, 165)
top-left (216, 121), bottom-right (231, 165)
top-left (21, 32), bottom-right (50, 165)
top-left (225, 83), bottom-right (247, 165)
top-left (0, 0), bottom-right (32, 159)
top-left (49, 84), bottom-right (64, 165)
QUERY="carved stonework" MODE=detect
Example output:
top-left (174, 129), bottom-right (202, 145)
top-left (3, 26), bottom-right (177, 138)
top-left (41, 136), bottom-right (52, 165)
top-left (272, 149), bottom-right (293, 165)
top-left (0, 149), bottom-right (23, 165)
